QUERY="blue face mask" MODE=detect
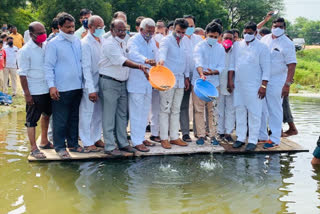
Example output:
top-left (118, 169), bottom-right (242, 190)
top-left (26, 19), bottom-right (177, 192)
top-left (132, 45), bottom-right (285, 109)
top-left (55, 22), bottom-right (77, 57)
top-left (207, 38), bottom-right (217, 46)
top-left (185, 27), bottom-right (195, 36)
top-left (93, 28), bottom-right (105, 37)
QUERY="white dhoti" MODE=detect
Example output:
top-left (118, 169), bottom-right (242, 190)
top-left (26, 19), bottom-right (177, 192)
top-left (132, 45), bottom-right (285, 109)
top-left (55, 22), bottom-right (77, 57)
top-left (129, 92), bottom-right (152, 146)
top-left (217, 94), bottom-right (235, 135)
top-left (79, 90), bottom-right (102, 146)
top-left (150, 89), bottom-right (160, 137)
top-left (259, 82), bottom-right (283, 144)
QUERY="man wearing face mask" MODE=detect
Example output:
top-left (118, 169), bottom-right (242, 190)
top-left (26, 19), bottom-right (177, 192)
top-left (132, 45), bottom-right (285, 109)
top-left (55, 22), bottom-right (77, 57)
top-left (158, 18), bottom-right (190, 149)
top-left (180, 15), bottom-right (203, 143)
top-left (127, 18), bottom-right (158, 152)
top-left (3, 36), bottom-right (18, 96)
top-left (217, 30), bottom-right (236, 144)
top-left (74, 9), bottom-right (92, 39)
top-left (228, 21), bottom-right (270, 151)
top-left (258, 17), bottom-right (297, 149)
top-left (1, 24), bottom-right (9, 34)
top-left (192, 22), bottom-right (225, 146)
top-left (99, 19), bottom-right (149, 156)
top-left (78, 15), bottom-right (106, 153)
top-left (18, 22), bottom-right (52, 159)
top-left (45, 12), bottom-right (85, 159)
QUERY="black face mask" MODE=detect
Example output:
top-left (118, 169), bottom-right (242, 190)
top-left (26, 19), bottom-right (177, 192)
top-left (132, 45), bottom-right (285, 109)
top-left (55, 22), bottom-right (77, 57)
top-left (8, 41), bottom-right (13, 46)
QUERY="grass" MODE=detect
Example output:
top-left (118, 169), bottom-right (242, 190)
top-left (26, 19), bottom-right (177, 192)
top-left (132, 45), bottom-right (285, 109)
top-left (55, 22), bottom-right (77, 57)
top-left (293, 49), bottom-right (320, 93)
top-left (0, 87), bottom-right (25, 116)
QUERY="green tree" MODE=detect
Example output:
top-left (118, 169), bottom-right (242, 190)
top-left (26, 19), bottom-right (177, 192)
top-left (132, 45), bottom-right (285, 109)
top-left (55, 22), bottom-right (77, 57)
top-left (287, 17), bottom-right (320, 44)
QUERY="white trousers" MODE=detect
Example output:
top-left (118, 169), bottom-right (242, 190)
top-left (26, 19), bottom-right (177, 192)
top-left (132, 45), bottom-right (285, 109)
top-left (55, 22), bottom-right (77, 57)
top-left (259, 83), bottom-right (283, 144)
top-left (159, 88), bottom-right (184, 140)
top-left (3, 68), bottom-right (17, 94)
top-left (236, 106), bottom-right (261, 145)
top-left (129, 92), bottom-right (152, 146)
top-left (150, 89), bottom-right (160, 136)
top-left (217, 94), bottom-right (235, 134)
top-left (79, 90), bottom-right (102, 146)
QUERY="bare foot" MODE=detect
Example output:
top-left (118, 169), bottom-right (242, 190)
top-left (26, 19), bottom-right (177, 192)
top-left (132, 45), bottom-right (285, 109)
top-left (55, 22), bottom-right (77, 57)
top-left (284, 129), bottom-right (298, 136)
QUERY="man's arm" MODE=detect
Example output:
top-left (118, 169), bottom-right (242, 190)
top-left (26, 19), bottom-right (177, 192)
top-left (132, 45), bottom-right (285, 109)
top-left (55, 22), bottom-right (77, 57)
top-left (158, 37), bottom-right (168, 66)
top-left (282, 42), bottom-right (297, 97)
top-left (17, 50), bottom-right (33, 105)
top-left (258, 44), bottom-right (271, 99)
top-left (44, 42), bottom-right (59, 100)
top-left (257, 11), bottom-right (274, 29)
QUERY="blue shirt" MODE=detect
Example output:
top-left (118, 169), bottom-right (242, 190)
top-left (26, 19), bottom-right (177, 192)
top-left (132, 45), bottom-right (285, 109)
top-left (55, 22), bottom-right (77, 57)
top-left (44, 34), bottom-right (83, 92)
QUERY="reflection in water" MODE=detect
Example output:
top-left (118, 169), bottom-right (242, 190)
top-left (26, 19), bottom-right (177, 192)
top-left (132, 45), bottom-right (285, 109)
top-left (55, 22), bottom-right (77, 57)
top-left (0, 97), bottom-right (320, 214)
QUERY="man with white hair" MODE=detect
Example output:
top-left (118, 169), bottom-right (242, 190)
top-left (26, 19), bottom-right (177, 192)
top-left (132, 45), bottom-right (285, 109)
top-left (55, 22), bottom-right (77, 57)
top-left (78, 15), bottom-right (105, 152)
top-left (127, 18), bottom-right (158, 152)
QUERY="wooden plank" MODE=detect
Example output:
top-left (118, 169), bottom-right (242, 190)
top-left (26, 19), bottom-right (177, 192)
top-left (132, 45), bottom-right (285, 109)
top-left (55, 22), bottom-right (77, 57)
top-left (28, 133), bottom-right (308, 162)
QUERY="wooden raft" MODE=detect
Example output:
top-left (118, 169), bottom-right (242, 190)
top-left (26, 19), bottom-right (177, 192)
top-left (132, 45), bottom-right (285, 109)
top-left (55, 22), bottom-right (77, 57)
top-left (28, 133), bottom-right (308, 162)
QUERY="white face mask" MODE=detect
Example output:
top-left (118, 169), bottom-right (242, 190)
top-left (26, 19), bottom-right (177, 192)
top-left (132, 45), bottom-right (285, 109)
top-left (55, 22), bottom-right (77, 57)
top-left (207, 38), bottom-right (217, 46)
top-left (114, 36), bottom-right (125, 44)
top-left (244, 33), bottom-right (255, 42)
top-left (59, 30), bottom-right (75, 42)
top-left (272, 27), bottom-right (285, 37)
top-left (256, 33), bottom-right (262, 40)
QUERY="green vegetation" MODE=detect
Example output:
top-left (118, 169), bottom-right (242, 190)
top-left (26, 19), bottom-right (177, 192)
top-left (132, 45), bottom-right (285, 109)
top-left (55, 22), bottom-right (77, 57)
top-left (0, 90), bottom-right (24, 116)
top-left (293, 49), bottom-right (320, 92)
top-left (287, 17), bottom-right (320, 45)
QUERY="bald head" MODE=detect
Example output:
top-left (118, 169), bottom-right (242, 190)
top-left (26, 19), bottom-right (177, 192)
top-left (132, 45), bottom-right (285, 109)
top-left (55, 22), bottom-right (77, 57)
top-left (88, 15), bottom-right (105, 37)
top-left (29, 22), bottom-right (45, 34)
top-left (110, 19), bottom-right (127, 40)
top-left (88, 15), bottom-right (104, 26)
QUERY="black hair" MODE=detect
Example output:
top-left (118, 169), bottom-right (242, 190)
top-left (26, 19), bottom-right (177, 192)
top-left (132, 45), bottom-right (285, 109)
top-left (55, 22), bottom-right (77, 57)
top-left (272, 17), bottom-right (286, 27)
top-left (110, 19), bottom-right (125, 29)
top-left (29, 24), bottom-right (35, 33)
top-left (57, 12), bottom-right (75, 27)
top-left (12, 26), bottom-right (17, 29)
top-left (183, 15), bottom-right (196, 24)
top-left (244, 21), bottom-right (257, 31)
top-left (7, 36), bottom-right (13, 40)
top-left (259, 27), bottom-right (271, 35)
top-left (222, 30), bottom-right (234, 36)
top-left (211, 18), bottom-right (223, 27)
top-left (174, 18), bottom-right (189, 29)
top-left (231, 28), bottom-right (240, 36)
top-left (51, 18), bottom-right (59, 30)
top-left (113, 11), bottom-right (126, 19)
top-left (167, 21), bottom-right (174, 28)
top-left (0, 33), bottom-right (7, 39)
top-left (80, 9), bottom-right (92, 17)
top-left (136, 16), bottom-right (145, 27)
top-left (0, 40), bottom-right (3, 44)
top-left (205, 22), bottom-right (222, 34)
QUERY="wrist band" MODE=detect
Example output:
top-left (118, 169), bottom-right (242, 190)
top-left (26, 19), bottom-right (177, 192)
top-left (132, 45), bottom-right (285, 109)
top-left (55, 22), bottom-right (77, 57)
top-left (261, 85), bottom-right (266, 89)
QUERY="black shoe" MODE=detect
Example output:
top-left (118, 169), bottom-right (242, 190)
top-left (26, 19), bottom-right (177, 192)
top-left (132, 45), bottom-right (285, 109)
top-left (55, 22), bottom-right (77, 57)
top-left (245, 143), bottom-right (257, 151)
top-left (233, 141), bottom-right (245, 148)
top-left (127, 135), bottom-right (131, 140)
top-left (120, 145), bottom-right (136, 153)
top-left (182, 134), bottom-right (192, 142)
top-left (146, 124), bottom-right (151, 132)
top-left (150, 135), bottom-right (161, 142)
top-left (224, 135), bottom-right (235, 143)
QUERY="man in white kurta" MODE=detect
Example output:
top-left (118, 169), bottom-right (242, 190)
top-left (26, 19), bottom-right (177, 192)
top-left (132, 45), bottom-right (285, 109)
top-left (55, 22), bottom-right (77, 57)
top-left (258, 18), bottom-right (297, 149)
top-left (230, 22), bottom-right (271, 151)
top-left (217, 31), bottom-right (236, 143)
top-left (79, 16), bottom-right (105, 152)
top-left (127, 18), bottom-right (158, 152)
top-left (158, 18), bottom-right (190, 149)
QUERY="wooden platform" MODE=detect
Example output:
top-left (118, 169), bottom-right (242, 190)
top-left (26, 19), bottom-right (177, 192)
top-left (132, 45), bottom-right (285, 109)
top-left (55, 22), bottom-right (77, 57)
top-left (28, 133), bottom-right (308, 162)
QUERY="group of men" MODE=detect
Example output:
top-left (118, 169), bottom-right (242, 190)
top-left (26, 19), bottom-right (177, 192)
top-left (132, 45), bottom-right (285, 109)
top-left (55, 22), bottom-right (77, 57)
top-left (1, 9), bottom-right (298, 159)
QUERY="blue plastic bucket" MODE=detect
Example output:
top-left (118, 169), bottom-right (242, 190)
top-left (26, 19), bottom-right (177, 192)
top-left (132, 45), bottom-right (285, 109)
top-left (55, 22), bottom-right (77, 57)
top-left (194, 79), bottom-right (219, 102)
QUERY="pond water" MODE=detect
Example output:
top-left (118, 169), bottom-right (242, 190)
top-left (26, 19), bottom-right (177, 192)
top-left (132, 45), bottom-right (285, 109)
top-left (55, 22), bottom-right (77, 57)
top-left (0, 97), bottom-right (320, 214)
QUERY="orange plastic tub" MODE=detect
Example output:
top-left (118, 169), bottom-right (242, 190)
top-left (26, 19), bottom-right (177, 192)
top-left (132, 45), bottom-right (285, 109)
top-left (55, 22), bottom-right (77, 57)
top-left (149, 66), bottom-right (176, 91)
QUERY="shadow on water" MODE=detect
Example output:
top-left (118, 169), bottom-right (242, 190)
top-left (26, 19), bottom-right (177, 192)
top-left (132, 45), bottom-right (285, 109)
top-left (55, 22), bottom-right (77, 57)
top-left (1, 96), bottom-right (320, 214)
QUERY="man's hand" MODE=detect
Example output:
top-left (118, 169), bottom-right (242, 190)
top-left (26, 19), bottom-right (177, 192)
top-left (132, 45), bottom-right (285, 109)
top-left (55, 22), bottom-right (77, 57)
top-left (140, 65), bottom-right (150, 80)
top-left (258, 86), bottom-right (266, 99)
top-left (145, 59), bottom-right (156, 66)
top-left (158, 60), bottom-right (165, 66)
top-left (265, 11), bottom-right (274, 21)
top-left (282, 85), bottom-right (290, 98)
top-left (227, 80), bottom-right (235, 93)
top-left (25, 94), bottom-right (34, 106)
top-left (50, 87), bottom-right (60, 101)
top-left (207, 68), bottom-right (219, 75)
top-left (184, 78), bottom-right (190, 91)
top-left (89, 92), bottom-right (98, 103)
top-left (200, 73), bottom-right (206, 80)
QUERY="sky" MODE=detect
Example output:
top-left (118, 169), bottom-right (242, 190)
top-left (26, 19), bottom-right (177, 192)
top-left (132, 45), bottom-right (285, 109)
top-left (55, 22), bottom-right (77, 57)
top-left (284, 0), bottom-right (320, 22)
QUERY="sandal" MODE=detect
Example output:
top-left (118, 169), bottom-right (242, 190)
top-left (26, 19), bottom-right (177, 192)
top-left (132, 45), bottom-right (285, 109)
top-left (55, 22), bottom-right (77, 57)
top-left (39, 142), bottom-right (54, 149)
top-left (30, 149), bottom-right (46, 159)
top-left (94, 140), bottom-right (105, 148)
top-left (84, 145), bottom-right (101, 152)
top-left (69, 146), bottom-right (90, 153)
top-left (57, 150), bottom-right (71, 159)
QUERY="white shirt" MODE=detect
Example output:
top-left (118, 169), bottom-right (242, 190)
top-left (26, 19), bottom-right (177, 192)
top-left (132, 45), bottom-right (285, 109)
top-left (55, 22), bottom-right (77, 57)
top-left (184, 34), bottom-right (203, 76)
top-left (159, 34), bottom-right (189, 88)
top-left (98, 36), bottom-right (129, 81)
top-left (24, 30), bottom-right (30, 43)
top-left (193, 40), bottom-right (225, 87)
top-left (4, 46), bottom-right (18, 68)
top-left (154, 33), bottom-right (164, 44)
top-left (127, 33), bottom-right (158, 94)
top-left (81, 32), bottom-right (104, 94)
top-left (17, 40), bottom-right (49, 95)
top-left (261, 34), bottom-right (297, 84)
top-left (219, 48), bottom-right (235, 95)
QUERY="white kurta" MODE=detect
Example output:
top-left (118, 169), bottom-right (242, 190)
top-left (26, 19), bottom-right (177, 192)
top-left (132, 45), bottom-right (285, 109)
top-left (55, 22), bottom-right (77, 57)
top-left (259, 34), bottom-right (297, 144)
top-left (127, 33), bottom-right (158, 146)
top-left (184, 34), bottom-right (203, 77)
top-left (233, 39), bottom-right (271, 144)
top-left (79, 32), bottom-right (103, 146)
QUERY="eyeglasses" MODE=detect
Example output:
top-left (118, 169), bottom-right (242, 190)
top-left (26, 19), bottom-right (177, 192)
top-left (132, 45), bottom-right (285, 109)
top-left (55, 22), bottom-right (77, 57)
top-left (96, 26), bottom-right (105, 30)
top-left (113, 29), bottom-right (126, 33)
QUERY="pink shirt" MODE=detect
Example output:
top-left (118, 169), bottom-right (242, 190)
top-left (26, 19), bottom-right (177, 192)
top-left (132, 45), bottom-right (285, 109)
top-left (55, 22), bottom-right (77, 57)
top-left (0, 49), bottom-right (6, 70)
